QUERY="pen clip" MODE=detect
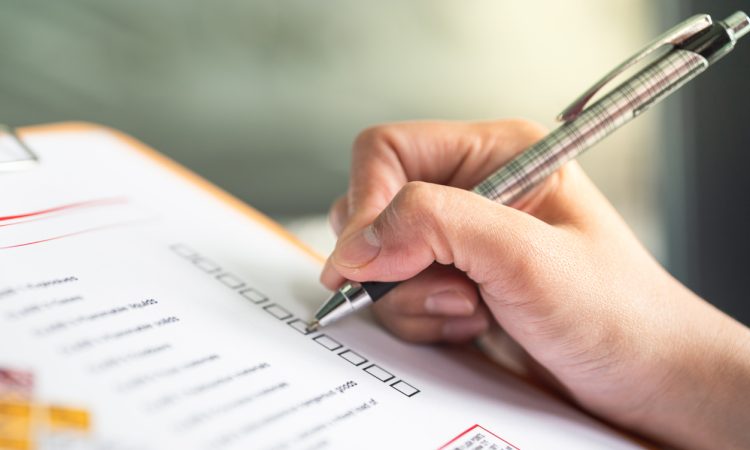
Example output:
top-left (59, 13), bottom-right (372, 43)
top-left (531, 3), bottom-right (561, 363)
top-left (557, 14), bottom-right (713, 122)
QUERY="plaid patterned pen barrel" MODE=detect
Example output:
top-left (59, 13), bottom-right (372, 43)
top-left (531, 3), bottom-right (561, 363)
top-left (313, 12), bottom-right (749, 330)
top-left (472, 49), bottom-right (708, 205)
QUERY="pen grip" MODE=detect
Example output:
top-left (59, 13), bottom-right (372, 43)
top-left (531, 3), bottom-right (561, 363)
top-left (473, 49), bottom-right (708, 205)
top-left (361, 281), bottom-right (398, 302)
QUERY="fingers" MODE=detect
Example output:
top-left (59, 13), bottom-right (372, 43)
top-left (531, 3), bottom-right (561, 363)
top-left (320, 257), bottom-right (346, 290)
top-left (322, 119), bottom-right (573, 281)
top-left (371, 264), bottom-right (491, 344)
top-left (341, 120), bottom-right (549, 235)
top-left (321, 160), bottom-right (613, 293)
top-left (319, 120), bottom-right (623, 348)
top-left (327, 181), bottom-right (552, 286)
top-left (373, 307), bottom-right (491, 344)
top-left (374, 264), bottom-right (479, 317)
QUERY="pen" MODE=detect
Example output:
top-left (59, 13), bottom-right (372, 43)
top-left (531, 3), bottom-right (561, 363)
top-left (310, 11), bottom-right (750, 331)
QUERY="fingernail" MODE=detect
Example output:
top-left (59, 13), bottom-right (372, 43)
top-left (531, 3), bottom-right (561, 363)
top-left (442, 316), bottom-right (489, 342)
top-left (425, 291), bottom-right (474, 316)
top-left (333, 225), bottom-right (380, 268)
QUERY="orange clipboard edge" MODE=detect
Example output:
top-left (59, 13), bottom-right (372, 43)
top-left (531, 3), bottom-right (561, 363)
top-left (16, 121), bottom-right (325, 265)
top-left (16, 122), bottom-right (657, 450)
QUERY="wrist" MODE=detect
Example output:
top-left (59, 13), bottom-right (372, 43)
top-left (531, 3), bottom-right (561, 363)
top-left (629, 286), bottom-right (750, 449)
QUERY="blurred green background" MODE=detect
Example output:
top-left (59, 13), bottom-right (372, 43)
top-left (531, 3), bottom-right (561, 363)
top-left (1, 1), bottom-right (748, 324)
top-left (0, 1), bottom-right (658, 220)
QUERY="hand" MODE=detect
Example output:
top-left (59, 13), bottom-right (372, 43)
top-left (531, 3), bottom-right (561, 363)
top-left (320, 120), bottom-right (750, 450)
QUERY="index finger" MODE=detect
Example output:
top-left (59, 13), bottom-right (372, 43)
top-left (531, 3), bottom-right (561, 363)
top-left (344, 120), bottom-right (548, 233)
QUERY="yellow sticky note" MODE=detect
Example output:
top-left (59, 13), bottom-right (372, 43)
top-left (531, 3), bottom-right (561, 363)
top-left (0, 436), bottom-right (32, 450)
top-left (0, 401), bottom-right (31, 420)
top-left (44, 405), bottom-right (91, 432)
top-left (0, 400), bottom-right (32, 450)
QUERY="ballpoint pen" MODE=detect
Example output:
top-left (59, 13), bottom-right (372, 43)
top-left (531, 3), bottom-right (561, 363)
top-left (310, 11), bottom-right (750, 331)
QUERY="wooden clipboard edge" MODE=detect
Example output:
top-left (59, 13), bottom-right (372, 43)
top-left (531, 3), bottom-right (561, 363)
top-left (16, 121), bottom-right (326, 265)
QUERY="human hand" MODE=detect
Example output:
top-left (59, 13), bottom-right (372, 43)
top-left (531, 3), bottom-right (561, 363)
top-left (320, 120), bottom-right (750, 449)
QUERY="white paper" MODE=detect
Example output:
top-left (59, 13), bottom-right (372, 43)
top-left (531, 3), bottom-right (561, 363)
top-left (0, 125), bottom-right (643, 449)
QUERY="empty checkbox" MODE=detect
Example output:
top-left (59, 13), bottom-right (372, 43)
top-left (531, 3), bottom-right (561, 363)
top-left (239, 287), bottom-right (268, 304)
top-left (338, 349), bottom-right (367, 366)
top-left (288, 319), bottom-right (313, 335)
top-left (363, 364), bottom-right (394, 382)
top-left (264, 303), bottom-right (293, 320)
top-left (216, 273), bottom-right (244, 289)
top-left (170, 244), bottom-right (197, 258)
top-left (390, 380), bottom-right (420, 397)
top-left (313, 334), bottom-right (343, 351)
top-left (193, 258), bottom-right (220, 273)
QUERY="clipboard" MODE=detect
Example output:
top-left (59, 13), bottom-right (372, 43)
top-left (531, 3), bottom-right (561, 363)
top-left (2, 122), bottom-right (320, 262)
top-left (0, 125), bottom-right (39, 172)
top-left (0, 122), bottom-right (650, 449)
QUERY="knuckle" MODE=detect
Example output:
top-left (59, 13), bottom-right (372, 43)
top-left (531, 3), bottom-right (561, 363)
top-left (382, 182), bottom-right (456, 265)
top-left (399, 180), bottom-right (432, 201)
top-left (392, 181), bottom-right (437, 226)
top-left (493, 237), bottom-right (551, 303)
top-left (353, 125), bottom-right (398, 156)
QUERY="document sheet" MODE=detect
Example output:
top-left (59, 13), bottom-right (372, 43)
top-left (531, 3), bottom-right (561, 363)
top-left (0, 124), bottom-right (642, 449)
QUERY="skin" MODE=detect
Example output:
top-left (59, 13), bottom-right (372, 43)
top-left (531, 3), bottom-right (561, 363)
top-left (320, 120), bottom-right (750, 450)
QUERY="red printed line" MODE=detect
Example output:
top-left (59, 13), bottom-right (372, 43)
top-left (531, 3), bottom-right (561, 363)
top-left (478, 425), bottom-right (518, 449)
top-left (439, 424), bottom-right (481, 449)
top-left (0, 197), bottom-right (128, 223)
top-left (0, 220), bottom-right (141, 250)
top-left (0, 215), bottom-right (63, 228)
top-left (438, 424), bottom-right (519, 450)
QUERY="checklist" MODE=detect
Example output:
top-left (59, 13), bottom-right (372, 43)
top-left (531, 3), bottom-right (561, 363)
top-left (0, 123), bottom-right (644, 449)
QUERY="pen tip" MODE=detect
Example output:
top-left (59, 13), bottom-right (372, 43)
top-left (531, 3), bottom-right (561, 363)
top-left (308, 320), bottom-right (320, 332)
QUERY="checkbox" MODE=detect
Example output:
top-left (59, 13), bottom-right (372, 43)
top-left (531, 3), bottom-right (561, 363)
top-left (390, 380), bottom-right (420, 397)
top-left (193, 257), bottom-right (220, 273)
top-left (288, 319), bottom-right (313, 335)
top-left (170, 244), bottom-right (197, 258)
top-left (313, 334), bottom-right (343, 351)
top-left (363, 364), bottom-right (394, 382)
top-left (216, 273), bottom-right (244, 289)
top-left (338, 349), bottom-right (367, 366)
top-left (239, 288), bottom-right (268, 304)
top-left (263, 303), bottom-right (293, 321)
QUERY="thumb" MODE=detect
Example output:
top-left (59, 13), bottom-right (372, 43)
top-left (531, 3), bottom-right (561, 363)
top-left (328, 181), bottom-right (554, 288)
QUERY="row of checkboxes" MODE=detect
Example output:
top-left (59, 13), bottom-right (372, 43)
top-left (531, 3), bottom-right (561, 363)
top-left (287, 319), bottom-right (419, 396)
top-left (170, 244), bottom-right (420, 398)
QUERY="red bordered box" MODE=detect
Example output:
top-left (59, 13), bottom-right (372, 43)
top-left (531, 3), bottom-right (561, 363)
top-left (438, 424), bottom-right (519, 450)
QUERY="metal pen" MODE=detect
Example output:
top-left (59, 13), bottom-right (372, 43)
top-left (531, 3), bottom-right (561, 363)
top-left (311, 11), bottom-right (750, 331)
